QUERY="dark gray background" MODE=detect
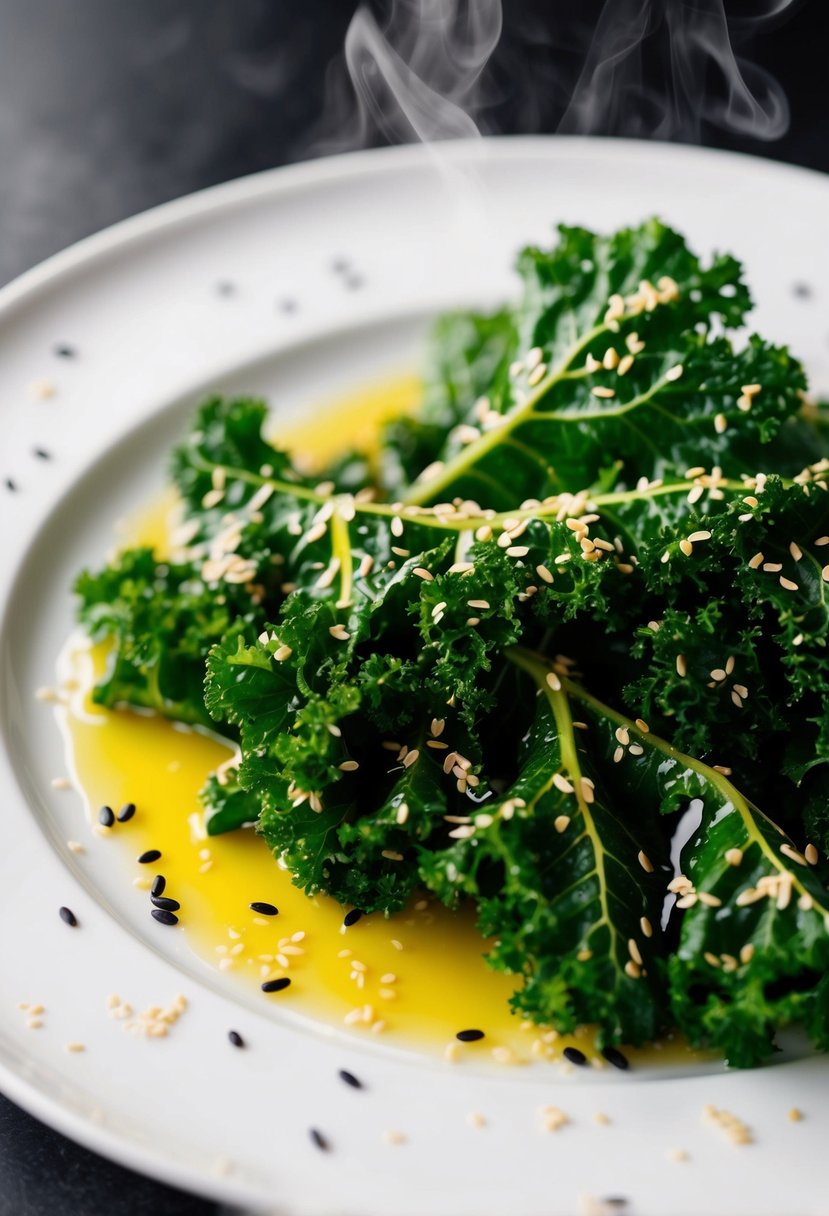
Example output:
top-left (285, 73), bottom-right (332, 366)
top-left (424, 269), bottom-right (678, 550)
top-left (1, 1), bottom-right (827, 1212)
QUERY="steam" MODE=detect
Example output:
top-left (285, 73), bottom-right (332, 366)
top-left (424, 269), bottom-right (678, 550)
top-left (559, 0), bottom-right (792, 141)
top-left (314, 0), bottom-right (800, 154)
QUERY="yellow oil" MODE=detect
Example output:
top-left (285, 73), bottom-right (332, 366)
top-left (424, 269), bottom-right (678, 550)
top-left (57, 375), bottom-right (705, 1068)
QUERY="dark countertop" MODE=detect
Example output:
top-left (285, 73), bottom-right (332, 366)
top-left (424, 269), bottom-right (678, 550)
top-left (0, 1), bottom-right (827, 1213)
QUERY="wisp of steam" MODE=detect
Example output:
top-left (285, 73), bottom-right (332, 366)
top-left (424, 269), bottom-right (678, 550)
top-left (315, 0), bottom-right (799, 153)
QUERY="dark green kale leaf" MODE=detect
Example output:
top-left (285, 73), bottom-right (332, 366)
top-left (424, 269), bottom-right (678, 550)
top-left (74, 548), bottom-right (258, 730)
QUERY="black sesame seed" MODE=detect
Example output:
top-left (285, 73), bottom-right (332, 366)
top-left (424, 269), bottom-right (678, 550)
top-left (793, 282), bottom-right (813, 299)
top-left (603, 1200), bottom-right (629, 1210)
top-left (563, 1046), bottom-right (588, 1066)
top-left (53, 344), bottom-right (76, 358)
top-left (456, 1029), bottom-right (485, 1043)
top-left (309, 1128), bottom-right (329, 1151)
top-left (137, 849), bottom-right (161, 864)
top-left (33, 447), bottom-right (51, 460)
top-left (150, 874), bottom-right (166, 898)
top-left (261, 977), bottom-right (291, 993)
top-left (338, 1069), bottom-right (363, 1090)
top-left (98, 805), bottom-right (115, 827)
top-left (59, 906), bottom-right (78, 927)
top-left (151, 895), bottom-right (181, 912)
top-left (151, 907), bottom-right (179, 926)
top-left (343, 908), bottom-right (363, 928)
top-left (601, 1045), bottom-right (630, 1071)
top-left (228, 1029), bottom-right (245, 1048)
top-left (117, 802), bottom-right (136, 822)
top-left (249, 901), bottom-right (278, 916)
top-left (4, 478), bottom-right (17, 493)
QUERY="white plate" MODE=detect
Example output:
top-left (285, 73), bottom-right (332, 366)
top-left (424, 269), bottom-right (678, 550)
top-left (2, 138), bottom-right (829, 1216)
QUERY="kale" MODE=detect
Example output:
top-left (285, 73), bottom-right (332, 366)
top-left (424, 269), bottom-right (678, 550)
top-left (74, 219), bottom-right (829, 1064)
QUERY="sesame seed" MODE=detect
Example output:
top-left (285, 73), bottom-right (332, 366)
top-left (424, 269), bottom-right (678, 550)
top-left (725, 848), bottom-right (743, 866)
top-left (117, 802), bottom-right (136, 822)
top-left (137, 849), bottom-right (161, 864)
top-left (665, 364), bottom-right (683, 382)
top-left (228, 1030), bottom-right (245, 1048)
top-left (343, 909), bottom-right (363, 927)
top-left (679, 539), bottom-right (693, 557)
top-left (309, 1128), bottom-right (330, 1152)
top-left (382, 1130), bottom-right (406, 1146)
top-left (59, 906), bottom-right (78, 927)
top-left (688, 530), bottom-right (711, 543)
top-left (249, 902), bottom-right (278, 916)
top-left (779, 576), bottom-right (799, 592)
top-left (506, 545), bottom-right (529, 558)
top-left (591, 386), bottom-right (616, 399)
top-left (640, 916), bottom-right (653, 938)
top-left (413, 567), bottom-right (433, 581)
top-left (676, 654), bottom-right (687, 678)
top-left (454, 1028), bottom-right (485, 1043)
top-left (601, 1046), bottom-right (630, 1071)
top-left (714, 414), bottom-right (727, 434)
top-left (563, 1046), bottom-right (587, 1066)
top-left (65, 1042), bottom-right (85, 1053)
top-left (580, 778), bottom-right (595, 804)
top-left (151, 908), bottom-right (179, 926)
top-left (98, 805), bottom-right (115, 827)
top-left (261, 977), bottom-right (291, 993)
top-left (527, 363), bottom-right (547, 387)
top-left (67, 840), bottom-right (84, 854)
top-left (617, 353), bottom-right (634, 376)
top-left (51, 777), bottom-right (72, 790)
top-left (546, 671), bottom-right (562, 692)
top-left (553, 773), bottom-right (574, 794)
top-left (151, 895), bottom-right (180, 912)
top-left (628, 938), bottom-right (643, 965)
top-left (339, 760), bottom-right (359, 772)
top-left (790, 542), bottom-right (803, 561)
top-left (788, 1108), bottom-right (804, 1122)
top-left (638, 851), bottom-right (654, 873)
top-left (762, 561), bottom-right (782, 572)
top-left (554, 815), bottom-right (571, 833)
top-left (806, 843), bottom-right (818, 865)
top-left (624, 960), bottom-right (641, 979)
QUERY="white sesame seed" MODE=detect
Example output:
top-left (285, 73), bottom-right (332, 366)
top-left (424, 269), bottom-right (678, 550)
top-left (725, 848), bottom-right (744, 866)
top-left (546, 671), bottom-right (562, 692)
top-left (638, 850), bottom-right (654, 873)
top-left (714, 413), bottom-right (727, 434)
top-left (665, 364), bottom-right (684, 382)
top-left (617, 353), bottom-right (634, 376)
top-left (554, 815), bottom-right (571, 833)
top-left (806, 843), bottom-right (819, 865)
top-left (780, 576), bottom-right (799, 592)
top-left (552, 773), bottom-right (574, 794)
top-left (688, 530), bottom-right (712, 543)
top-left (591, 386), bottom-right (616, 399)
top-left (527, 363), bottom-right (547, 387)
top-left (748, 552), bottom-right (764, 569)
top-left (676, 654), bottom-right (687, 678)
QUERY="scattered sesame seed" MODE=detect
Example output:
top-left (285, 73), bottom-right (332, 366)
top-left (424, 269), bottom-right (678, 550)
top-left (98, 805), bottom-right (115, 828)
top-left (382, 1130), bottom-right (406, 1146)
top-left (675, 654), bottom-right (687, 678)
top-left (563, 1046), bottom-right (587, 1066)
top-left (546, 670), bottom-right (562, 692)
top-left (780, 576), bottom-right (799, 592)
top-left (59, 906), bottom-right (78, 927)
top-left (66, 840), bottom-right (84, 854)
top-left (665, 364), bottom-right (684, 382)
top-left (309, 1128), bottom-right (330, 1152)
top-left (466, 1111), bottom-right (487, 1129)
top-left (805, 843), bottom-right (819, 865)
top-left (591, 386), bottom-right (616, 399)
top-left (788, 1108), bottom-right (804, 1122)
top-left (339, 760), bottom-right (360, 772)
top-left (725, 848), bottom-right (744, 866)
top-left (261, 977), bottom-right (291, 993)
top-left (640, 916), bottom-right (653, 938)
top-left (51, 777), bottom-right (72, 790)
top-left (637, 850), bottom-right (654, 873)
top-left (228, 1030), bottom-right (245, 1048)
top-left (343, 909), bottom-right (363, 928)
top-left (601, 1045), bottom-right (629, 1071)
top-left (65, 1042), bottom-right (85, 1053)
top-left (667, 1148), bottom-right (689, 1163)
top-left (554, 815), bottom-right (571, 833)
top-left (137, 849), bottom-right (162, 864)
top-left (117, 802), bottom-right (136, 823)
top-left (456, 1028), bottom-right (485, 1042)
top-left (151, 908), bottom-right (179, 927)
top-left (714, 413), bottom-right (727, 434)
